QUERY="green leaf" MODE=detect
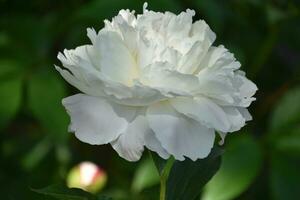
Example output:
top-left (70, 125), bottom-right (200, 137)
top-left (202, 134), bottom-right (263, 200)
top-left (270, 154), bottom-right (300, 200)
top-left (28, 69), bottom-right (69, 141)
top-left (22, 137), bottom-right (52, 170)
top-left (32, 183), bottom-right (110, 200)
top-left (0, 60), bottom-right (23, 129)
top-left (270, 87), bottom-right (300, 132)
top-left (131, 157), bottom-right (160, 193)
top-left (266, 4), bottom-right (288, 25)
top-left (273, 125), bottom-right (300, 154)
top-left (166, 147), bottom-right (223, 200)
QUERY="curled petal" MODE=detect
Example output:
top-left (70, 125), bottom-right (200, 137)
top-left (63, 94), bottom-right (136, 145)
top-left (147, 102), bottom-right (215, 161)
top-left (171, 97), bottom-right (231, 132)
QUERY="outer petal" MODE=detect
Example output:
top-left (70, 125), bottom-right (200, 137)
top-left (170, 97), bottom-right (231, 132)
top-left (56, 45), bottom-right (106, 97)
top-left (222, 107), bottom-right (246, 132)
top-left (111, 116), bottom-right (147, 161)
top-left (144, 130), bottom-right (170, 159)
top-left (238, 107), bottom-right (253, 121)
top-left (147, 102), bottom-right (215, 161)
top-left (63, 94), bottom-right (136, 145)
top-left (111, 115), bottom-right (170, 161)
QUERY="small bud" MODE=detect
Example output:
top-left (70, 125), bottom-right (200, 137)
top-left (67, 161), bottom-right (107, 193)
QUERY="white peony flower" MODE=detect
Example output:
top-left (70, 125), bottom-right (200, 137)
top-left (56, 3), bottom-right (257, 162)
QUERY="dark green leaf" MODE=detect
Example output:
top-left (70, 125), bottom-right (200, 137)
top-left (202, 134), bottom-right (263, 200)
top-left (22, 137), bottom-right (51, 170)
top-left (28, 69), bottom-right (69, 142)
top-left (32, 183), bottom-right (98, 200)
top-left (270, 87), bottom-right (300, 132)
top-left (273, 125), bottom-right (300, 154)
top-left (166, 147), bottom-right (223, 200)
top-left (0, 60), bottom-right (23, 129)
top-left (270, 154), bottom-right (300, 200)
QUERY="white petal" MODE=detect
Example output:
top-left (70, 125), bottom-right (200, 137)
top-left (238, 107), bottom-right (253, 121)
top-left (103, 80), bottom-right (167, 106)
top-left (147, 102), bottom-right (215, 161)
top-left (63, 94), bottom-right (136, 145)
top-left (56, 45), bottom-right (107, 97)
top-left (178, 20), bottom-right (216, 74)
top-left (222, 107), bottom-right (246, 132)
top-left (199, 45), bottom-right (240, 71)
top-left (171, 97), bottom-right (231, 132)
top-left (91, 31), bottom-right (138, 85)
top-left (104, 10), bottom-right (137, 54)
top-left (144, 131), bottom-right (170, 159)
top-left (235, 71), bottom-right (258, 98)
top-left (111, 114), bottom-right (170, 161)
top-left (141, 63), bottom-right (199, 95)
top-left (111, 116), bottom-right (148, 161)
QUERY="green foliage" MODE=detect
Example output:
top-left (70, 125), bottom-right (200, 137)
top-left (33, 183), bottom-right (112, 200)
top-left (166, 147), bottom-right (223, 200)
top-left (270, 154), bottom-right (300, 200)
top-left (0, 60), bottom-right (23, 129)
top-left (270, 87), bottom-right (300, 132)
top-left (268, 87), bottom-right (300, 200)
top-left (131, 157), bottom-right (160, 193)
top-left (202, 135), bottom-right (263, 200)
top-left (28, 69), bottom-right (69, 142)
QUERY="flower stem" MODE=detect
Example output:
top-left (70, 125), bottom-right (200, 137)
top-left (159, 157), bottom-right (174, 200)
top-left (160, 172), bottom-right (167, 200)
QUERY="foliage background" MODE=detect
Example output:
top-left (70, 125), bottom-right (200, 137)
top-left (1, 0), bottom-right (300, 199)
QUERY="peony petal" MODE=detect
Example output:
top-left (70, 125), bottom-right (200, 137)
top-left (111, 116), bottom-right (147, 161)
top-left (111, 115), bottom-right (170, 161)
top-left (144, 130), bottom-right (170, 159)
top-left (178, 20), bottom-right (216, 74)
top-left (90, 31), bottom-right (138, 85)
top-left (171, 97), bottom-right (231, 132)
top-left (238, 107), bottom-right (253, 121)
top-left (147, 102), bottom-right (215, 161)
top-left (141, 62), bottom-right (200, 95)
top-left (103, 80), bottom-right (167, 106)
top-left (62, 94), bottom-right (136, 145)
top-left (222, 107), bottom-right (246, 132)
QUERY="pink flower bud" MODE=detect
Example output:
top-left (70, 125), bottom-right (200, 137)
top-left (67, 161), bottom-right (107, 193)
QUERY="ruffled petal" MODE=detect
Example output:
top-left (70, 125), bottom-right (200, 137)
top-left (170, 97), bottom-right (231, 132)
top-left (222, 107), bottom-right (246, 132)
top-left (89, 31), bottom-right (138, 85)
top-left (147, 102), bottom-right (215, 161)
top-left (111, 116), bottom-right (147, 161)
top-left (141, 62), bottom-right (200, 95)
top-left (111, 115), bottom-right (170, 161)
top-left (62, 94), bottom-right (136, 145)
top-left (144, 130), bottom-right (170, 159)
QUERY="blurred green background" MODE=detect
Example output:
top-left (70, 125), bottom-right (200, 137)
top-left (1, 0), bottom-right (300, 199)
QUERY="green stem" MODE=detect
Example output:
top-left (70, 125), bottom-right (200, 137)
top-left (159, 157), bottom-right (174, 200)
top-left (160, 176), bottom-right (166, 200)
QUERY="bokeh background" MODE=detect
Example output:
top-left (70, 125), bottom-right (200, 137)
top-left (1, 0), bottom-right (300, 199)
